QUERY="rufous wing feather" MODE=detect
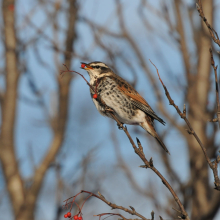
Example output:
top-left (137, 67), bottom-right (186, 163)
top-left (118, 82), bottom-right (165, 125)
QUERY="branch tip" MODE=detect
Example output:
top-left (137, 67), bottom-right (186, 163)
top-left (129, 206), bottom-right (135, 211)
top-left (151, 211), bottom-right (154, 220)
top-left (149, 158), bottom-right (154, 167)
top-left (149, 59), bottom-right (164, 86)
top-left (139, 165), bottom-right (148, 168)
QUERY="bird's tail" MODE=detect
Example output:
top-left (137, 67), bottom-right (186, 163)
top-left (140, 121), bottom-right (170, 155)
top-left (154, 135), bottom-right (170, 155)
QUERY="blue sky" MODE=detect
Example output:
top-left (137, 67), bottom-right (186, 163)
top-left (1, 0), bottom-right (220, 219)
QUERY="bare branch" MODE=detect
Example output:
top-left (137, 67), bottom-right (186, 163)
top-left (116, 125), bottom-right (189, 220)
top-left (150, 60), bottom-right (220, 191)
top-left (85, 191), bottom-right (150, 220)
top-left (209, 48), bottom-right (220, 126)
top-left (196, 1), bottom-right (220, 47)
top-left (0, 0), bottom-right (24, 215)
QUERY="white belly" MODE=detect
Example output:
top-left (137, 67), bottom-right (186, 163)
top-left (92, 97), bottom-right (146, 125)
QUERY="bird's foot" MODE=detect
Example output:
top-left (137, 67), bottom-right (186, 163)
top-left (104, 107), bottom-right (114, 113)
top-left (117, 123), bottom-right (124, 130)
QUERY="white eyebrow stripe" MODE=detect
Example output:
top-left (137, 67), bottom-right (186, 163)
top-left (90, 63), bottom-right (108, 68)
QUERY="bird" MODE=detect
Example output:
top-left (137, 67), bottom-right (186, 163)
top-left (81, 61), bottom-right (170, 154)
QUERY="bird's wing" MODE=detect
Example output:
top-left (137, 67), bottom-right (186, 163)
top-left (114, 75), bottom-right (165, 125)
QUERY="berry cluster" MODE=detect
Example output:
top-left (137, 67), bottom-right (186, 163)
top-left (73, 215), bottom-right (83, 220)
top-left (64, 212), bottom-right (71, 218)
top-left (63, 191), bottom-right (87, 220)
top-left (64, 212), bottom-right (83, 220)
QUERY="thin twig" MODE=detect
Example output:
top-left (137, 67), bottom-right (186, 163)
top-left (150, 60), bottom-right (220, 191)
top-left (94, 213), bottom-right (128, 220)
top-left (196, 0), bottom-right (220, 47)
top-left (81, 190), bottom-right (150, 220)
top-left (209, 48), bottom-right (220, 127)
top-left (60, 64), bottom-right (93, 90)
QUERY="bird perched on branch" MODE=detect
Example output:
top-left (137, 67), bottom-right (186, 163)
top-left (81, 61), bottom-right (169, 154)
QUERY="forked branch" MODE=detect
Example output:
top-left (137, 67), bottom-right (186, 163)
top-left (63, 190), bottom-right (150, 220)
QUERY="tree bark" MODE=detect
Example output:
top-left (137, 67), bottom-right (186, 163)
top-left (187, 1), bottom-right (213, 219)
top-left (0, 0), bottom-right (77, 219)
top-left (0, 0), bottom-right (25, 216)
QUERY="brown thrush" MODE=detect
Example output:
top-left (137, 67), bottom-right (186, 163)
top-left (81, 61), bottom-right (170, 154)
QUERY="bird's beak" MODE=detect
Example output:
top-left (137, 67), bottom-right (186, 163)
top-left (80, 62), bottom-right (93, 70)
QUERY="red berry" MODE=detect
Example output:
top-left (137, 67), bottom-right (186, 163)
top-left (81, 63), bottom-right (86, 68)
top-left (74, 215), bottom-right (78, 220)
top-left (93, 94), bottom-right (98, 99)
top-left (64, 214), bottom-right (68, 218)
top-left (67, 212), bottom-right (71, 218)
top-left (78, 217), bottom-right (83, 220)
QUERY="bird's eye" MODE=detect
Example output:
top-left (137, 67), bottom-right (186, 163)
top-left (95, 65), bottom-right (100, 69)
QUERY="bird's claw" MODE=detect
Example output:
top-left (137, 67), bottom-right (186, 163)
top-left (105, 107), bottom-right (114, 113)
top-left (117, 123), bottom-right (124, 130)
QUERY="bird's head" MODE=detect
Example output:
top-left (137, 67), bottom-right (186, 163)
top-left (81, 61), bottom-right (113, 81)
